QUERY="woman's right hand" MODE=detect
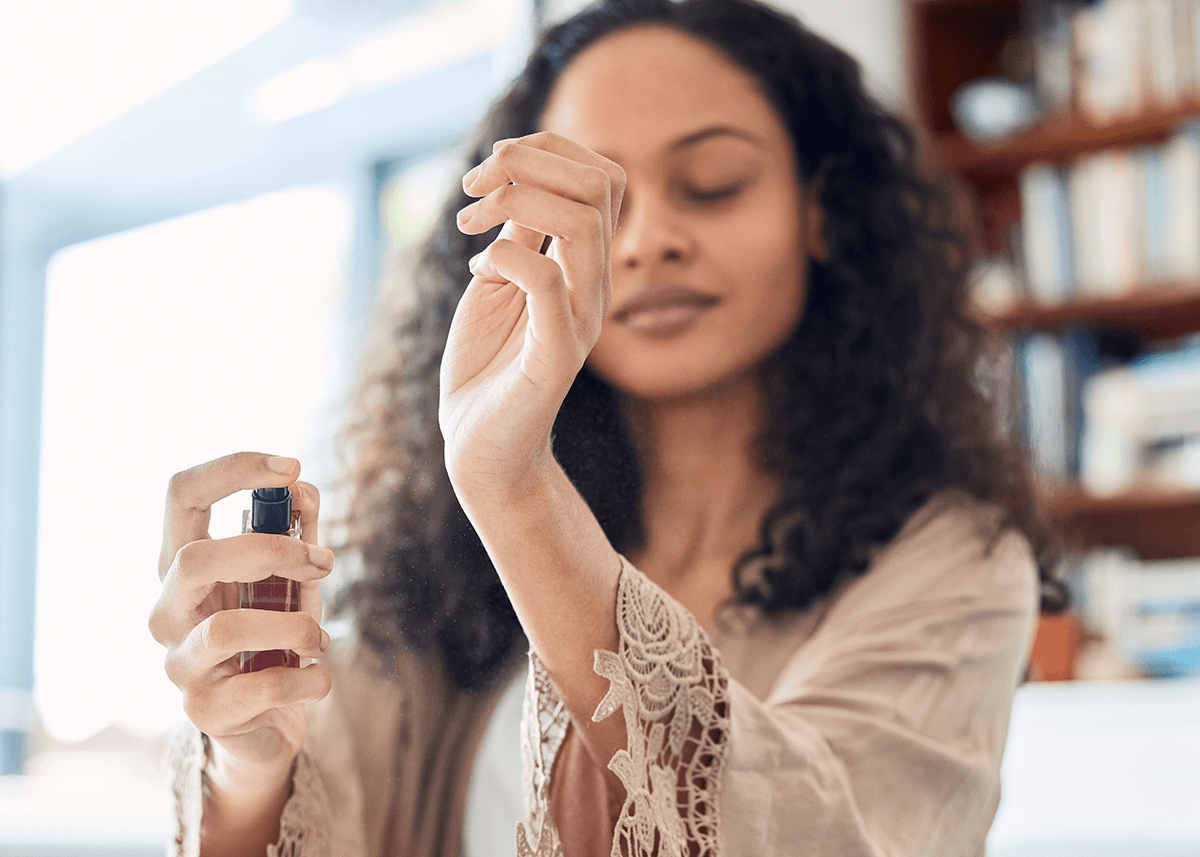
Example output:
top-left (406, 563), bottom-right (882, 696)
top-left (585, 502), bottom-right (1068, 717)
top-left (148, 453), bottom-right (334, 848)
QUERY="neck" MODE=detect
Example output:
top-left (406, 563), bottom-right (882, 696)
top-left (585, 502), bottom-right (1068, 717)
top-left (623, 375), bottom-right (779, 609)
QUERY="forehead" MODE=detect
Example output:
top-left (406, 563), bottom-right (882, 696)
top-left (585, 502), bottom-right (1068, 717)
top-left (540, 25), bottom-right (789, 161)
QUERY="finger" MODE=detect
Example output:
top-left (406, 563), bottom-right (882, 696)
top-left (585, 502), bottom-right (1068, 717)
top-left (481, 133), bottom-right (626, 233)
top-left (469, 239), bottom-right (575, 340)
top-left (168, 532), bottom-right (334, 592)
top-left (165, 609), bottom-right (329, 690)
top-left (160, 452), bottom-right (301, 580)
top-left (289, 480), bottom-right (321, 547)
top-left (464, 141), bottom-right (617, 237)
top-left (457, 184), bottom-right (604, 247)
top-left (461, 186), bottom-right (607, 321)
top-left (150, 533), bottom-right (333, 648)
top-left (284, 480), bottom-right (326, 623)
top-left (185, 663), bottom-right (332, 738)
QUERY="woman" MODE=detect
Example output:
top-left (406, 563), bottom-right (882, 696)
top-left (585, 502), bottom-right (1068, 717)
top-left (150, 0), bottom-right (1060, 855)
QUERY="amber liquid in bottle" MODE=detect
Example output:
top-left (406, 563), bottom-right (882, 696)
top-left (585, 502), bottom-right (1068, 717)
top-left (240, 486), bottom-right (301, 672)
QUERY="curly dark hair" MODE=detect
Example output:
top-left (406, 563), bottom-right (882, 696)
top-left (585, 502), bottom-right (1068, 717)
top-left (333, 0), bottom-right (1063, 692)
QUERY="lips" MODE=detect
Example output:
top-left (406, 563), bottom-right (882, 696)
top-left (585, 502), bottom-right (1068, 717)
top-left (611, 286), bottom-right (719, 335)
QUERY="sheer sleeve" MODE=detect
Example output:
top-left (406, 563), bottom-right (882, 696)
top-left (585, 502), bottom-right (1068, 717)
top-left (519, 555), bottom-right (730, 857)
top-left (168, 721), bottom-right (332, 857)
top-left (521, 499), bottom-right (1039, 857)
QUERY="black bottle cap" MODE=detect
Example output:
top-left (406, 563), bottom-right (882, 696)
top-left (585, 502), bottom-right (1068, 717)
top-left (251, 486), bottom-right (293, 534)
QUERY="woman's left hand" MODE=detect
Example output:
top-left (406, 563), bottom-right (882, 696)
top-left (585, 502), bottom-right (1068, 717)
top-left (440, 132), bottom-right (625, 501)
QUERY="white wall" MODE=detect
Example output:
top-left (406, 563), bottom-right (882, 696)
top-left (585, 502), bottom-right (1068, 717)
top-left (546, 0), bottom-right (908, 106)
top-left (774, 0), bottom-right (907, 106)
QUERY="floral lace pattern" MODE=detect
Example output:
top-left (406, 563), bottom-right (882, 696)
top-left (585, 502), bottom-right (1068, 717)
top-left (518, 655), bottom-right (569, 857)
top-left (169, 724), bottom-right (204, 857)
top-left (268, 751), bottom-right (332, 857)
top-left (168, 723), bottom-right (332, 857)
top-left (523, 556), bottom-right (732, 857)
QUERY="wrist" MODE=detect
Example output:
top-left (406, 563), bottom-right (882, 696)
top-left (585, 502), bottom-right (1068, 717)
top-left (204, 733), bottom-right (294, 810)
top-left (450, 438), bottom-right (562, 513)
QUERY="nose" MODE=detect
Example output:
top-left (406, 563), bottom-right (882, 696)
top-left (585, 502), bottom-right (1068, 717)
top-left (612, 192), bottom-right (693, 270)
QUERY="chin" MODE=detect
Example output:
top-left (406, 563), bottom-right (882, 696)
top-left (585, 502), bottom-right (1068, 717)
top-left (590, 360), bottom-right (762, 407)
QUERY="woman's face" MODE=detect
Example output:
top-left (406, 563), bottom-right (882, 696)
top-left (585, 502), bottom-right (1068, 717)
top-left (540, 25), bottom-right (826, 403)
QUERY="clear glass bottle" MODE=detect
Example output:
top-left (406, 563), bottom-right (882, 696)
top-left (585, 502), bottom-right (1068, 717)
top-left (239, 486), bottom-right (301, 671)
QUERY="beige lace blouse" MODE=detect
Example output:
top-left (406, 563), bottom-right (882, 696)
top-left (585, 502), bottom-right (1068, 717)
top-left (170, 492), bottom-right (1038, 857)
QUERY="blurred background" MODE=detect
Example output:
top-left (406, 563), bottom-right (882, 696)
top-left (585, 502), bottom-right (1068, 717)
top-left (0, 0), bottom-right (1197, 855)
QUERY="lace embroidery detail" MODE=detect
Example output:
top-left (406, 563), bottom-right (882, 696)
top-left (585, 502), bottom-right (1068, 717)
top-left (168, 724), bottom-right (205, 857)
top-left (518, 654), bottom-right (569, 857)
top-left (267, 750), bottom-right (332, 857)
top-left (523, 556), bottom-right (731, 857)
top-left (168, 723), bottom-right (331, 857)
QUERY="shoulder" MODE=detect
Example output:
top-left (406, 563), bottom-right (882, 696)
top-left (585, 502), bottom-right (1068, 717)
top-left (827, 489), bottom-right (1038, 622)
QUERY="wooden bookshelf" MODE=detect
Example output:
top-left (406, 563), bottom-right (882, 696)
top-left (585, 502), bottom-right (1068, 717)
top-left (980, 285), bottom-right (1200, 339)
top-left (911, 0), bottom-right (1200, 570)
top-left (1047, 487), bottom-right (1200, 560)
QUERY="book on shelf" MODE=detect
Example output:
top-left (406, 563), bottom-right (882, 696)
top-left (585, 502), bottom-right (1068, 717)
top-left (1080, 339), bottom-right (1200, 493)
top-left (1019, 163), bottom-right (1075, 303)
top-left (1032, 0), bottom-right (1074, 116)
top-left (1017, 123), bottom-right (1200, 302)
top-left (1070, 0), bottom-right (1200, 123)
top-left (1073, 549), bottom-right (1200, 679)
top-left (1013, 329), bottom-right (1107, 483)
top-left (1009, 328), bottom-right (1200, 492)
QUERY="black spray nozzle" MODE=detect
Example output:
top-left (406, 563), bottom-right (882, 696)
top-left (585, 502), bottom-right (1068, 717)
top-left (251, 486), bottom-right (293, 534)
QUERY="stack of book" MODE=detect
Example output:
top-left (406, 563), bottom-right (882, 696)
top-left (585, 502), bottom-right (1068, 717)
top-left (1075, 548), bottom-right (1200, 678)
top-left (1036, 0), bottom-right (1200, 123)
top-left (1018, 124), bottom-right (1200, 303)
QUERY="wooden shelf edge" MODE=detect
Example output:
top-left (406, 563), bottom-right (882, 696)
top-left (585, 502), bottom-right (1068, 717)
top-left (1043, 485), bottom-right (1200, 560)
top-left (933, 103), bottom-right (1200, 176)
top-left (1045, 486), bottom-right (1200, 517)
top-left (976, 285), bottom-right (1200, 339)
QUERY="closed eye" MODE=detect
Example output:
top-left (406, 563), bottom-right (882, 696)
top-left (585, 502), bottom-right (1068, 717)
top-left (684, 181), bottom-right (745, 202)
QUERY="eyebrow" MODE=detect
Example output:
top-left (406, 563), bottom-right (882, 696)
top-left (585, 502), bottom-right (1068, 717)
top-left (670, 125), bottom-right (762, 151)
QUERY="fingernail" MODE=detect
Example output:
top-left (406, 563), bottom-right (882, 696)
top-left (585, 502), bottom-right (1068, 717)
top-left (267, 456), bottom-right (298, 475)
top-left (463, 165), bottom-right (480, 189)
top-left (468, 252), bottom-right (483, 273)
top-left (456, 205), bottom-right (475, 229)
top-left (320, 628), bottom-right (330, 652)
top-left (308, 543), bottom-right (335, 569)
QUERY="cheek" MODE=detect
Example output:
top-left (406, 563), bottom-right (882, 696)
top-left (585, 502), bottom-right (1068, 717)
top-left (712, 199), bottom-right (809, 328)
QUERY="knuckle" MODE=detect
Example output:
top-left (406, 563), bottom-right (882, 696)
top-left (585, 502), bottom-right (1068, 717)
top-left (181, 685), bottom-right (213, 730)
top-left (163, 647), bottom-right (187, 688)
top-left (541, 254), bottom-right (566, 286)
top-left (494, 141), bottom-right (519, 166)
top-left (493, 237), bottom-right (520, 261)
top-left (227, 451), bottom-right (252, 471)
top-left (585, 166), bottom-right (610, 200)
top-left (171, 541), bottom-right (200, 585)
top-left (202, 610), bottom-right (237, 654)
top-left (165, 470), bottom-right (192, 507)
top-left (147, 602), bottom-right (166, 644)
top-left (610, 163), bottom-right (627, 193)
top-left (296, 480), bottom-right (320, 512)
top-left (254, 670), bottom-right (290, 709)
top-left (493, 183), bottom-right (518, 208)
top-left (299, 613), bottom-right (323, 651)
top-left (312, 665), bottom-right (333, 700)
top-left (267, 533), bottom-right (295, 563)
top-left (583, 205), bottom-right (606, 239)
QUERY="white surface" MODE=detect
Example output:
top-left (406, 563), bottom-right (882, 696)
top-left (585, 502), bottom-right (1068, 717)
top-left (989, 678), bottom-right (1200, 855)
top-left (2, 677), bottom-right (1196, 853)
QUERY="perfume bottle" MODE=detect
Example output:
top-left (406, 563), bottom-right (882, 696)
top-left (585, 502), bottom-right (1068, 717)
top-left (240, 486), bottom-right (301, 672)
